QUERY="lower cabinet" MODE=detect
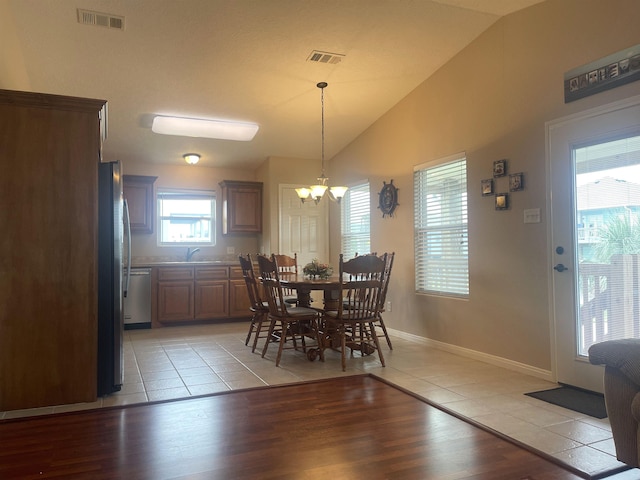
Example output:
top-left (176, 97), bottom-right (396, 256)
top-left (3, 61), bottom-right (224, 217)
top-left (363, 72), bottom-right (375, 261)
top-left (156, 265), bottom-right (249, 325)
top-left (228, 266), bottom-right (251, 318)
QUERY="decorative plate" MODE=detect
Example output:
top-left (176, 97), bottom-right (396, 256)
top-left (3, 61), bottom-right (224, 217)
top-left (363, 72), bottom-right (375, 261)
top-left (378, 179), bottom-right (399, 217)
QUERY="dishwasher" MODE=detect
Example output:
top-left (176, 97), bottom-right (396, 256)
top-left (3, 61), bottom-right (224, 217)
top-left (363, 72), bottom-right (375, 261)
top-left (124, 267), bottom-right (151, 329)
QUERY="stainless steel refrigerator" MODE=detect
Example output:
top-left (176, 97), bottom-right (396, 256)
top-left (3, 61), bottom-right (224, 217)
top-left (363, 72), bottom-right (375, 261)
top-left (97, 160), bottom-right (131, 396)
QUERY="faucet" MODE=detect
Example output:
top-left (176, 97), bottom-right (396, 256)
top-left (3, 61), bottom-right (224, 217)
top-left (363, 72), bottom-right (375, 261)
top-left (185, 247), bottom-right (200, 262)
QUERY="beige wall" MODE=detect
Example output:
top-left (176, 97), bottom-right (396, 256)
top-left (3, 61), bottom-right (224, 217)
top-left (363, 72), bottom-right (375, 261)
top-left (0, 0), bottom-right (30, 90)
top-left (328, 0), bottom-right (640, 371)
top-left (122, 161), bottom-right (259, 261)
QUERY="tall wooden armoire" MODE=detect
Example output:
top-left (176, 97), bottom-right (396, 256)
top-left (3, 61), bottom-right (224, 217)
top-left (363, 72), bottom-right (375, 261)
top-left (0, 90), bottom-right (107, 411)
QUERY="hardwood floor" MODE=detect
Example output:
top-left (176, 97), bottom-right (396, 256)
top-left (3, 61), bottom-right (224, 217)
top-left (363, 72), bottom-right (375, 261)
top-left (0, 375), bottom-right (588, 479)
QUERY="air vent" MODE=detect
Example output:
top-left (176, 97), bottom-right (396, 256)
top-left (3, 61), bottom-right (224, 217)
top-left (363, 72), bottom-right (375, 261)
top-left (307, 50), bottom-right (345, 65)
top-left (77, 9), bottom-right (125, 31)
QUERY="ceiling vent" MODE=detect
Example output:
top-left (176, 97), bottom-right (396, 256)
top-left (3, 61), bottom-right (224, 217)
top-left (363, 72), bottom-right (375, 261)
top-left (307, 50), bottom-right (345, 65)
top-left (77, 9), bottom-right (125, 31)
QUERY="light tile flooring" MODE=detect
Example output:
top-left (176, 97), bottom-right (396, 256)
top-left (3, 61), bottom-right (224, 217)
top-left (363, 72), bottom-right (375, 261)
top-left (2, 322), bottom-right (639, 478)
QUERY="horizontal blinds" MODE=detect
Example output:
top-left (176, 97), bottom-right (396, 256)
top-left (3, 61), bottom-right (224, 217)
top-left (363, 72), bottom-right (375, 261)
top-left (341, 181), bottom-right (371, 260)
top-left (414, 156), bottom-right (469, 296)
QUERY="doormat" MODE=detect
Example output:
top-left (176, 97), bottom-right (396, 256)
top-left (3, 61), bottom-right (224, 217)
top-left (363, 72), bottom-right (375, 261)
top-left (525, 385), bottom-right (607, 419)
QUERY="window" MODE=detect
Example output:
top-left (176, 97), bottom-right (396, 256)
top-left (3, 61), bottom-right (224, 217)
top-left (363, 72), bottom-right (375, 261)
top-left (341, 181), bottom-right (370, 260)
top-left (157, 189), bottom-right (216, 245)
top-left (414, 153), bottom-right (468, 297)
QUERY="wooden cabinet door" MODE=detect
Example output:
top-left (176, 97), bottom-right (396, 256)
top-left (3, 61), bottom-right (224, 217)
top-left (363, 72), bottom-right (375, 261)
top-left (219, 180), bottom-right (263, 234)
top-left (195, 280), bottom-right (228, 319)
top-left (123, 175), bottom-right (157, 234)
top-left (229, 279), bottom-right (251, 317)
top-left (158, 281), bottom-right (194, 322)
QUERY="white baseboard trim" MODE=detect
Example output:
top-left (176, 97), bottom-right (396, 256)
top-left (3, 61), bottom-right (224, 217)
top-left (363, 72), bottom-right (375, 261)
top-left (387, 328), bottom-right (554, 382)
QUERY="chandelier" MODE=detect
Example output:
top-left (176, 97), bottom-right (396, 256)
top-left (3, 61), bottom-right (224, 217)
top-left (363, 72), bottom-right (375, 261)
top-left (296, 82), bottom-right (348, 204)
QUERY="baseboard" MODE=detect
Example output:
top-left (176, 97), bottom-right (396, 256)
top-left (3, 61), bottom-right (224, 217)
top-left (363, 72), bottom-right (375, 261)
top-left (387, 327), bottom-right (554, 382)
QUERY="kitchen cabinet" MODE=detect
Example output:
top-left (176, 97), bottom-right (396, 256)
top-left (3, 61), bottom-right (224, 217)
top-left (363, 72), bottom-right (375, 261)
top-left (123, 175), bottom-right (157, 234)
top-left (0, 90), bottom-right (106, 411)
top-left (228, 266), bottom-right (251, 318)
top-left (156, 265), bottom-right (237, 324)
top-left (195, 267), bottom-right (228, 319)
top-left (157, 267), bottom-right (194, 322)
top-left (219, 180), bottom-right (263, 234)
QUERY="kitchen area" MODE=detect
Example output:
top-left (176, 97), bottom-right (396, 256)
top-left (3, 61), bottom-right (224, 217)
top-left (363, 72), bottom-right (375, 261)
top-left (122, 174), bottom-right (262, 330)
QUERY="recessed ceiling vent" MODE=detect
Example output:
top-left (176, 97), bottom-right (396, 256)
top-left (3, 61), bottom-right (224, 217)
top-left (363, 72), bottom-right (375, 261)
top-left (307, 50), bottom-right (345, 65)
top-left (77, 9), bottom-right (125, 31)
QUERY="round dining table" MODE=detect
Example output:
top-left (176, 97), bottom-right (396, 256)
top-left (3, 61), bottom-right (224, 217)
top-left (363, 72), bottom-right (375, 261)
top-left (278, 274), bottom-right (343, 310)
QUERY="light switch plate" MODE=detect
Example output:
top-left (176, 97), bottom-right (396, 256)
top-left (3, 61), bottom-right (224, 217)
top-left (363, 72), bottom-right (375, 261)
top-left (524, 208), bottom-right (541, 224)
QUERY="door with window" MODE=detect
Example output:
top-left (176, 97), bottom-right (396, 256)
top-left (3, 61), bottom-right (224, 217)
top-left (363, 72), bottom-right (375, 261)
top-left (549, 96), bottom-right (640, 392)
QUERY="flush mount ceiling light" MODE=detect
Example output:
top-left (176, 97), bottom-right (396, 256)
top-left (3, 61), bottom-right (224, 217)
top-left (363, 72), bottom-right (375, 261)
top-left (183, 153), bottom-right (200, 165)
top-left (152, 116), bottom-right (259, 141)
top-left (295, 82), bottom-right (348, 204)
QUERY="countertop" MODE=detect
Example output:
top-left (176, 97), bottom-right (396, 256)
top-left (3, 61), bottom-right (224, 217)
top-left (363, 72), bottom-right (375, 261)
top-left (130, 259), bottom-right (239, 268)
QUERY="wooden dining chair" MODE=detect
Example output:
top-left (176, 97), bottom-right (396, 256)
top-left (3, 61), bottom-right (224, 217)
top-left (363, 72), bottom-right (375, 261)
top-left (324, 253), bottom-right (386, 371)
top-left (238, 254), bottom-right (272, 353)
top-left (374, 252), bottom-right (395, 350)
top-left (257, 254), bottom-right (324, 366)
top-left (273, 253), bottom-right (299, 305)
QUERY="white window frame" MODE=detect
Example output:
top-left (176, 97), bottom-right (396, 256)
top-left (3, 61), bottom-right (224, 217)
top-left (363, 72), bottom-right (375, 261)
top-left (414, 153), bottom-right (469, 297)
top-left (341, 180), bottom-right (371, 260)
top-left (157, 189), bottom-right (216, 246)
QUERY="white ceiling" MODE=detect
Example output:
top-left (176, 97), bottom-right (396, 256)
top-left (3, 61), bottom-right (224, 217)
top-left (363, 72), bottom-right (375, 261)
top-left (9, 0), bottom-right (544, 169)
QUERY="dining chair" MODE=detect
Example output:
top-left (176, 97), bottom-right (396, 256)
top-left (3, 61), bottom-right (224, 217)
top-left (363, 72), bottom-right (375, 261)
top-left (238, 254), bottom-right (273, 353)
top-left (324, 253), bottom-right (386, 371)
top-left (374, 252), bottom-right (395, 350)
top-left (273, 253), bottom-right (299, 305)
top-left (257, 254), bottom-right (324, 366)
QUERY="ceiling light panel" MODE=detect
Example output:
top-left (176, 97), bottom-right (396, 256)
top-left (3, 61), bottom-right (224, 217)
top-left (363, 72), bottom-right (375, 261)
top-left (151, 116), bottom-right (259, 141)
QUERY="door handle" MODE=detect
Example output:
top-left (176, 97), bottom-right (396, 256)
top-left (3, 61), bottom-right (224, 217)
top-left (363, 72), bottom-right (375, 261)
top-left (554, 263), bottom-right (568, 272)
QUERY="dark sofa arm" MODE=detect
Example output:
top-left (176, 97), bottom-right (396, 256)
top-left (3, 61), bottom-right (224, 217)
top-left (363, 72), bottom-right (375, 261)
top-left (589, 339), bottom-right (640, 387)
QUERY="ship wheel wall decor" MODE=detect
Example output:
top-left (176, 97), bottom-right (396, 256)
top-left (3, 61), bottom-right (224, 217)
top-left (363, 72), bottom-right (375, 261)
top-left (378, 179), bottom-right (399, 217)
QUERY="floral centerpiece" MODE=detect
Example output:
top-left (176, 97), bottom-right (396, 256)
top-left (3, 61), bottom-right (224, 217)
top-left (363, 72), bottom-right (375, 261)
top-left (303, 259), bottom-right (333, 279)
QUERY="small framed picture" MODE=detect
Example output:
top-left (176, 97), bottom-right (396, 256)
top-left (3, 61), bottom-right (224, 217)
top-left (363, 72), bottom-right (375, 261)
top-left (493, 159), bottom-right (507, 177)
top-left (481, 179), bottom-right (493, 196)
top-left (495, 193), bottom-right (508, 210)
top-left (509, 172), bottom-right (524, 192)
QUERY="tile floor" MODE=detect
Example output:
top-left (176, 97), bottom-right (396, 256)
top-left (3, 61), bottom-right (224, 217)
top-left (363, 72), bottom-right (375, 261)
top-left (2, 322), bottom-right (639, 478)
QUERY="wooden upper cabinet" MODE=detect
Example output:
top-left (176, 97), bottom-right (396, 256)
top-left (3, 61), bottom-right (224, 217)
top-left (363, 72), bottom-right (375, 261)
top-left (123, 175), bottom-right (157, 234)
top-left (219, 180), bottom-right (263, 234)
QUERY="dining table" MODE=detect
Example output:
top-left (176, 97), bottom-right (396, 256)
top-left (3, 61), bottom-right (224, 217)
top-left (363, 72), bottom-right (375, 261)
top-left (278, 273), bottom-right (344, 310)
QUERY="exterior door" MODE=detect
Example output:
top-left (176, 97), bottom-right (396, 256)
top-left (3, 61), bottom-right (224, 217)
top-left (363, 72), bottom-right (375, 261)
top-left (278, 184), bottom-right (329, 272)
top-left (549, 95), bottom-right (640, 392)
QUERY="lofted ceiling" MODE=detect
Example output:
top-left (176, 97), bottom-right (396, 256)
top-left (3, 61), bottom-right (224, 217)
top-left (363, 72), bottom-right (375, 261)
top-left (8, 0), bottom-right (544, 169)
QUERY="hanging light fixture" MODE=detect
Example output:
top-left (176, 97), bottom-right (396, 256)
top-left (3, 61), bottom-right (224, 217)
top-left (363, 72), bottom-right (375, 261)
top-left (296, 82), bottom-right (348, 204)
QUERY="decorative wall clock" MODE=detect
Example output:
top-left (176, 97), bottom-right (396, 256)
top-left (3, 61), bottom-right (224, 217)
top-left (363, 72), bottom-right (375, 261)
top-left (378, 179), bottom-right (399, 217)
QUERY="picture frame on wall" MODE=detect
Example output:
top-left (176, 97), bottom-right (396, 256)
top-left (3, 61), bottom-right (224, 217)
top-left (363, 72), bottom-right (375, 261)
top-left (481, 178), bottom-right (493, 196)
top-left (495, 193), bottom-right (508, 210)
top-left (509, 172), bottom-right (524, 192)
top-left (493, 159), bottom-right (507, 177)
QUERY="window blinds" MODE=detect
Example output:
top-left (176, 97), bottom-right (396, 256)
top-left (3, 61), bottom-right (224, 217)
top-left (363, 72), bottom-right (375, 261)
top-left (414, 155), bottom-right (469, 297)
top-left (341, 181), bottom-right (371, 260)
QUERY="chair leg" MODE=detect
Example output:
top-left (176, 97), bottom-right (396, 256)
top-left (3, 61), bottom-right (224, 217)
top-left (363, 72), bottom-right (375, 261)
top-left (245, 314), bottom-right (257, 346)
top-left (251, 312), bottom-right (266, 353)
top-left (369, 321), bottom-right (385, 367)
top-left (340, 325), bottom-right (347, 372)
top-left (262, 318), bottom-right (277, 358)
top-left (377, 313), bottom-right (393, 350)
top-left (275, 320), bottom-right (289, 367)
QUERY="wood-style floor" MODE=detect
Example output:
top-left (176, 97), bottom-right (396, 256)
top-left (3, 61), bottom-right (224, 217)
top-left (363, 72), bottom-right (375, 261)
top-left (0, 375), bottom-right (586, 479)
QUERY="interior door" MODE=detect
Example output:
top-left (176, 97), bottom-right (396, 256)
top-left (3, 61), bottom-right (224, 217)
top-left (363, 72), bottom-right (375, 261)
top-left (278, 184), bottom-right (329, 271)
top-left (548, 95), bottom-right (640, 392)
